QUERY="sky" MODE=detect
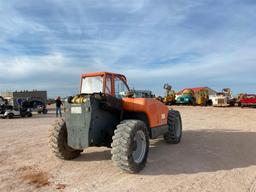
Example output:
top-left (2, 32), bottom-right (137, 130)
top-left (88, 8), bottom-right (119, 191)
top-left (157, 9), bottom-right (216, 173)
top-left (0, 0), bottom-right (256, 97)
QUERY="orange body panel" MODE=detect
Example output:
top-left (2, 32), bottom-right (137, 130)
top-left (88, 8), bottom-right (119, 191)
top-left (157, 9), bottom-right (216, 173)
top-left (122, 98), bottom-right (169, 128)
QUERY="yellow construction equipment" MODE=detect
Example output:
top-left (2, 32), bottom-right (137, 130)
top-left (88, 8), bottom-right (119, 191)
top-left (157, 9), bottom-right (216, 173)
top-left (162, 84), bottom-right (176, 105)
top-left (196, 88), bottom-right (209, 106)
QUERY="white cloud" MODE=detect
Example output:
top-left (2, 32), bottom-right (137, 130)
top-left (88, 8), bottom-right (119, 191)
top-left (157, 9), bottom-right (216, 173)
top-left (0, 0), bottom-right (256, 96)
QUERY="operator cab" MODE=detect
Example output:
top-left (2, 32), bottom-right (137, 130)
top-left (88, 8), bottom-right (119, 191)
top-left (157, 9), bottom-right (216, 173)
top-left (80, 72), bottom-right (130, 98)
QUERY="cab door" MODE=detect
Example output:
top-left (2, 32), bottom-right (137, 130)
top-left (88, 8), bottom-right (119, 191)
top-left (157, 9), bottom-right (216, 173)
top-left (113, 76), bottom-right (129, 98)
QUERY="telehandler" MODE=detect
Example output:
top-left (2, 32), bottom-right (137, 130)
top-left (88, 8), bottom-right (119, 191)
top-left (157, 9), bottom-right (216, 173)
top-left (49, 72), bottom-right (182, 173)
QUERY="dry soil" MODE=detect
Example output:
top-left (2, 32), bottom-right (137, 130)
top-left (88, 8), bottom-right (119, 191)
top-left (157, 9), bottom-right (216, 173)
top-left (0, 106), bottom-right (256, 192)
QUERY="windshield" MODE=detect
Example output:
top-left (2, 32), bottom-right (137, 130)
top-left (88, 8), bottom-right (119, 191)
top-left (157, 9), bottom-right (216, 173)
top-left (81, 76), bottom-right (103, 94)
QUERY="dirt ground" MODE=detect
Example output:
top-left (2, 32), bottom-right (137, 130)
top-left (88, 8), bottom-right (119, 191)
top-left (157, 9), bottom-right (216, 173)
top-left (1, 106), bottom-right (256, 192)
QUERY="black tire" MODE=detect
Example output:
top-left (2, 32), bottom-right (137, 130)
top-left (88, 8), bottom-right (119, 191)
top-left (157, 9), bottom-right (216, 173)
top-left (164, 110), bottom-right (182, 144)
top-left (43, 109), bottom-right (48, 114)
top-left (189, 100), bottom-right (194, 106)
top-left (26, 112), bottom-right (32, 117)
top-left (192, 99), bottom-right (196, 106)
top-left (7, 113), bottom-right (14, 119)
top-left (111, 120), bottom-right (149, 173)
top-left (48, 119), bottom-right (82, 160)
top-left (168, 102), bottom-right (174, 106)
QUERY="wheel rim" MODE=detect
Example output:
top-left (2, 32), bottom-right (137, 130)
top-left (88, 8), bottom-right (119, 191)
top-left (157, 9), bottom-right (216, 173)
top-left (132, 130), bottom-right (146, 164)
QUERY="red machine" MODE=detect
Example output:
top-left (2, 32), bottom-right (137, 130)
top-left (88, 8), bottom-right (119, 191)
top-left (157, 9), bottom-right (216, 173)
top-left (240, 94), bottom-right (256, 108)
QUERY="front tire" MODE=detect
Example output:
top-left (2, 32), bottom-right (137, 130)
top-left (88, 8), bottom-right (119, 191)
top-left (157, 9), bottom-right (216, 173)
top-left (164, 110), bottom-right (182, 144)
top-left (48, 119), bottom-right (82, 160)
top-left (111, 120), bottom-right (149, 173)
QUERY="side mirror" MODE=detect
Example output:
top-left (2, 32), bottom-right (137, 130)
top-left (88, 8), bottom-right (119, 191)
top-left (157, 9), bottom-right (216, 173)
top-left (124, 90), bottom-right (134, 98)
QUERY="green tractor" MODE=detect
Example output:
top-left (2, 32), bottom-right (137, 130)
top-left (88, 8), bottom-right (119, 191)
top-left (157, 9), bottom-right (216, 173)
top-left (176, 89), bottom-right (196, 105)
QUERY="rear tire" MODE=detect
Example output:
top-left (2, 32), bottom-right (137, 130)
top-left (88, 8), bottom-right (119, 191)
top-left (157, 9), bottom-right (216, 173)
top-left (111, 120), bottom-right (149, 173)
top-left (7, 113), bottom-right (14, 119)
top-left (26, 112), bottom-right (32, 117)
top-left (164, 110), bottom-right (182, 144)
top-left (49, 119), bottom-right (82, 160)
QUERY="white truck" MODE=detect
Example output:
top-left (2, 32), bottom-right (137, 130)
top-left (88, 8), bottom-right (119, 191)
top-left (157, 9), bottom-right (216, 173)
top-left (212, 88), bottom-right (235, 107)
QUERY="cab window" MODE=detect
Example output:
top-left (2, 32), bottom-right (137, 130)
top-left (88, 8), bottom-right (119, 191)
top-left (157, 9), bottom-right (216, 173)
top-left (114, 76), bottom-right (129, 98)
top-left (81, 76), bottom-right (103, 94)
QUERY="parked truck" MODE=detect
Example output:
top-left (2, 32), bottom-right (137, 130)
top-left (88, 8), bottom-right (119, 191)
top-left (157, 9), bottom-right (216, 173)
top-left (239, 94), bottom-right (256, 108)
top-left (176, 89), bottom-right (196, 105)
top-left (212, 88), bottom-right (235, 107)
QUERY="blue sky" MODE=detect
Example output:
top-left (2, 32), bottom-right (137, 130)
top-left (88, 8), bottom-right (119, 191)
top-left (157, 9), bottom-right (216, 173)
top-left (0, 0), bottom-right (256, 97)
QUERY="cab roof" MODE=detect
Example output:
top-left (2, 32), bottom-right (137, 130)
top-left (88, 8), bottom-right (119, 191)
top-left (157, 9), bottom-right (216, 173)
top-left (81, 72), bottom-right (127, 81)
